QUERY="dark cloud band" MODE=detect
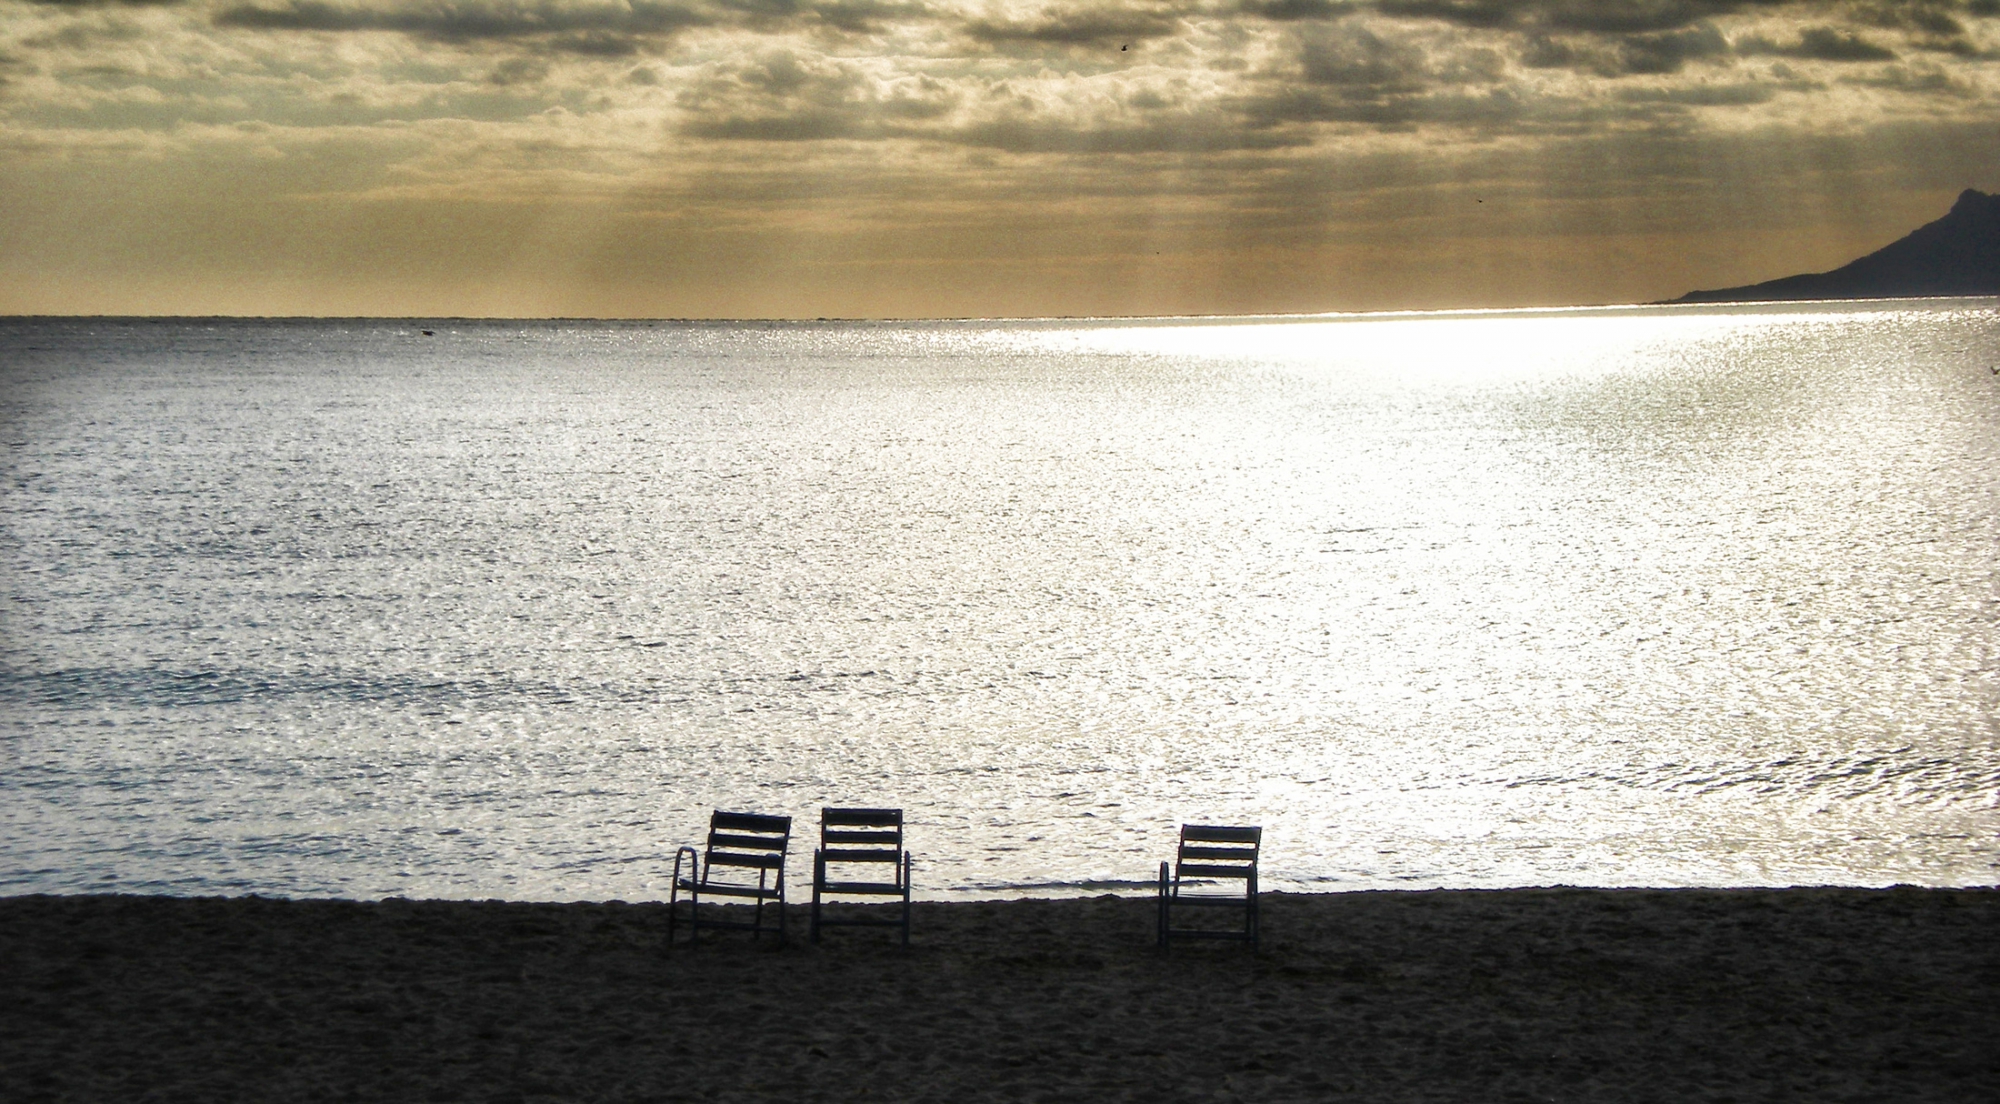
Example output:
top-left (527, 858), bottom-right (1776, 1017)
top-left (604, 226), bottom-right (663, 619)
top-left (212, 0), bottom-right (712, 41)
top-left (965, 7), bottom-right (1182, 45)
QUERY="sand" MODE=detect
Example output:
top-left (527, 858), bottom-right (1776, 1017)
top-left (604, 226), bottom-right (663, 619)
top-left (3, 887), bottom-right (1994, 1102)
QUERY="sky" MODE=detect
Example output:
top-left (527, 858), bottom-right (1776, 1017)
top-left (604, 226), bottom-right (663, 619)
top-left (2, 0), bottom-right (1996, 318)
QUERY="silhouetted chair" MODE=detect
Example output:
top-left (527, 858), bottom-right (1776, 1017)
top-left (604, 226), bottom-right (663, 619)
top-left (668, 811), bottom-right (792, 944)
top-left (811, 807), bottom-right (912, 945)
top-left (1157, 824), bottom-right (1261, 949)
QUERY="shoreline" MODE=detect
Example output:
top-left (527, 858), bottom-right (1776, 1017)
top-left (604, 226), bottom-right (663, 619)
top-left (4, 886), bottom-right (1995, 1101)
top-left (5, 295), bottom-right (1990, 326)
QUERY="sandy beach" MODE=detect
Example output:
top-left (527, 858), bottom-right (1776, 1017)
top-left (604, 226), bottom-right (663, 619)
top-left (3, 887), bottom-right (1994, 1102)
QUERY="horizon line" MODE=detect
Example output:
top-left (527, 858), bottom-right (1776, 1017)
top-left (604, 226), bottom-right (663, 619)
top-left (4, 295), bottom-right (1990, 328)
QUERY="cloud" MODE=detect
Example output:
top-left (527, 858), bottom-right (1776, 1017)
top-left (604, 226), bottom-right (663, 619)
top-left (1849, 1), bottom-right (1986, 53)
top-left (1364, 1), bottom-right (1779, 35)
top-left (1239, 0), bottom-right (1356, 21)
top-left (200, 0), bottom-right (946, 47)
top-left (19, 15), bottom-right (152, 49)
top-left (1296, 22), bottom-right (1429, 86)
top-left (1613, 21), bottom-right (1729, 71)
top-left (1511, 19), bottom-right (1733, 74)
top-left (1615, 79), bottom-right (1774, 103)
top-left (809, 0), bottom-right (931, 32)
top-left (24, 0), bottom-right (185, 7)
top-left (964, 5), bottom-right (1182, 46)
top-left (1738, 26), bottom-right (1898, 60)
top-left (1240, 83), bottom-right (1530, 128)
top-left (1238, 23), bottom-right (1541, 132)
top-left (1848, 59), bottom-right (1978, 95)
top-left (1852, 2), bottom-right (1964, 37)
top-left (211, 0), bottom-right (712, 45)
top-left (676, 49), bottom-right (961, 141)
top-left (1535, 1), bottom-right (1778, 35)
top-left (1371, 0), bottom-right (1520, 29)
top-left (943, 112), bottom-right (1309, 152)
top-left (487, 54), bottom-right (551, 81)
top-left (684, 107), bottom-right (869, 139)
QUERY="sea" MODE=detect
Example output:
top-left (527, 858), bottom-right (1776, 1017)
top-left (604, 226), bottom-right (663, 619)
top-left (2, 301), bottom-right (1996, 902)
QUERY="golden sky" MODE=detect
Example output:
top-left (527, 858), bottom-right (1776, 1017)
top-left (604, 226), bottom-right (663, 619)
top-left (2, 0), bottom-right (1996, 317)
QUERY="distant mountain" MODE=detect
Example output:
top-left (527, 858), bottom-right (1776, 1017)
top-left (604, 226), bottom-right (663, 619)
top-left (1672, 188), bottom-right (2000, 304)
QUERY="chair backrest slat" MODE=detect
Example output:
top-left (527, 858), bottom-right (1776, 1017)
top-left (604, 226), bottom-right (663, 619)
top-left (1182, 825), bottom-right (1261, 844)
top-left (713, 811), bottom-right (792, 834)
top-left (709, 831), bottom-right (788, 852)
top-left (824, 829), bottom-right (901, 845)
top-left (708, 851), bottom-right (786, 870)
top-left (822, 808), bottom-right (902, 827)
top-left (820, 847), bottom-right (903, 864)
top-left (1178, 844), bottom-right (1256, 862)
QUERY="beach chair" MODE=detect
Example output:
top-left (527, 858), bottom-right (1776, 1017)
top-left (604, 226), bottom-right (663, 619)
top-left (668, 811), bottom-right (792, 944)
top-left (811, 807), bottom-right (913, 945)
top-left (1157, 824), bottom-right (1261, 949)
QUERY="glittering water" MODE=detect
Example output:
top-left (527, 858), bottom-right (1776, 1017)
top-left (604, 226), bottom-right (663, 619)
top-left (3, 303), bottom-right (1996, 901)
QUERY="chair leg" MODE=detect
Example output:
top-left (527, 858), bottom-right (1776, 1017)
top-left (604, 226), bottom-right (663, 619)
top-left (667, 846), bottom-right (696, 949)
top-left (811, 852), bottom-right (823, 944)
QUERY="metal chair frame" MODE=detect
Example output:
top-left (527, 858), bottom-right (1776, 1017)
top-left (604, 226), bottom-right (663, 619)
top-left (668, 810), bottom-right (792, 945)
top-left (1157, 824), bottom-right (1261, 950)
top-left (810, 807), bottom-right (912, 945)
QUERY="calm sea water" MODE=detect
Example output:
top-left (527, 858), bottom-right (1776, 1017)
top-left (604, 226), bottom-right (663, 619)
top-left (2, 303), bottom-right (1996, 901)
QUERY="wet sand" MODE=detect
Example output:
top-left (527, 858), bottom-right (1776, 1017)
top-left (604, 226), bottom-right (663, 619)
top-left (3, 887), bottom-right (1995, 1102)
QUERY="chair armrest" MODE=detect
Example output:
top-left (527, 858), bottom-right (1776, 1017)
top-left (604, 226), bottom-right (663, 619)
top-left (670, 845), bottom-right (701, 900)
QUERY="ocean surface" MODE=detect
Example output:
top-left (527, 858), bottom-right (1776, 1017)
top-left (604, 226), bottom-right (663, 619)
top-left (2, 302), bottom-right (1996, 901)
